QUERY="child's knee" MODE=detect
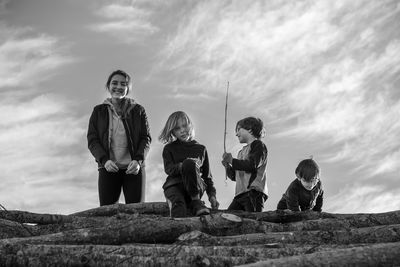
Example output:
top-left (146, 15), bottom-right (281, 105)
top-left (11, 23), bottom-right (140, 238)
top-left (182, 159), bottom-right (196, 172)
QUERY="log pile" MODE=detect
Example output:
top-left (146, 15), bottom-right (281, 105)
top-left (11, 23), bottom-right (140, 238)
top-left (1, 202), bottom-right (400, 266)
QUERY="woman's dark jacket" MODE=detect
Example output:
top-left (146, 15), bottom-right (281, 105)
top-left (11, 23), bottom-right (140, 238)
top-left (87, 98), bottom-right (151, 168)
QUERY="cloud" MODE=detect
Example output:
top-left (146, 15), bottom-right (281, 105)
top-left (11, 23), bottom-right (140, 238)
top-left (0, 23), bottom-right (93, 214)
top-left (89, 1), bottom-right (159, 43)
top-left (0, 23), bottom-right (74, 89)
top-left (0, 94), bottom-right (93, 214)
top-left (144, 143), bottom-right (165, 202)
top-left (325, 184), bottom-right (400, 213)
top-left (0, 0), bottom-right (10, 15)
top-left (157, 0), bottom-right (400, 177)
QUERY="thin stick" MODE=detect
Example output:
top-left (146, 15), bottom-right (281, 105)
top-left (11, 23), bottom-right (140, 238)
top-left (224, 81), bottom-right (229, 153)
top-left (224, 81), bottom-right (229, 181)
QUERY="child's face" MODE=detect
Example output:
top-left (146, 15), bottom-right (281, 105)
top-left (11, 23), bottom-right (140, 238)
top-left (173, 119), bottom-right (190, 142)
top-left (236, 127), bottom-right (252, 144)
top-left (300, 176), bottom-right (319, 191)
top-left (109, 74), bottom-right (128, 99)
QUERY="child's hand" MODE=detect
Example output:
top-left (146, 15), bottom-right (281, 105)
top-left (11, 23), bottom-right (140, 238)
top-left (187, 157), bottom-right (202, 167)
top-left (222, 152), bottom-right (233, 165)
top-left (209, 196), bottom-right (220, 210)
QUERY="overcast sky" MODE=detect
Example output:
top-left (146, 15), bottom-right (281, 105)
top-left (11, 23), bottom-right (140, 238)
top-left (1, 0), bottom-right (399, 214)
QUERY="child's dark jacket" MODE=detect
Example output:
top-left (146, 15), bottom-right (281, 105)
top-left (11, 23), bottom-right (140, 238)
top-left (161, 140), bottom-right (216, 198)
top-left (277, 179), bottom-right (324, 212)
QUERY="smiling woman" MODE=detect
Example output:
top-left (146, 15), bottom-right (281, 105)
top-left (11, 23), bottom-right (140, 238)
top-left (87, 70), bottom-right (152, 206)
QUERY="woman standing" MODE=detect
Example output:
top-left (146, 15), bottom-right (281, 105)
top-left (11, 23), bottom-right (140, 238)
top-left (87, 70), bottom-right (151, 206)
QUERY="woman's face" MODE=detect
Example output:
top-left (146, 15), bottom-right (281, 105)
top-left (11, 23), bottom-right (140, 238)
top-left (108, 74), bottom-right (128, 99)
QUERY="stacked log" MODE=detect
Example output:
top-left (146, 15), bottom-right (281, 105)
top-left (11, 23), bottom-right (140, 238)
top-left (1, 202), bottom-right (400, 266)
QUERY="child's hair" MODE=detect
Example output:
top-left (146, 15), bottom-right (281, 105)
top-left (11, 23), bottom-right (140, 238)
top-left (158, 111), bottom-right (195, 144)
top-left (105, 70), bottom-right (132, 95)
top-left (295, 158), bottom-right (320, 181)
top-left (236, 117), bottom-right (265, 139)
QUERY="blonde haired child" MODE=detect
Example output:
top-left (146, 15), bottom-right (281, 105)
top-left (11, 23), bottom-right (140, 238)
top-left (159, 111), bottom-right (219, 217)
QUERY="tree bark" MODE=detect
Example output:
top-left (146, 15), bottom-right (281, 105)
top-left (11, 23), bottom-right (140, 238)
top-left (1, 242), bottom-right (390, 267)
top-left (2, 203), bottom-right (400, 266)
top-left (176, 222), bottom-right (400, 246)
top-left (71, 202), bottom-right (170, 217)
top-left (0, 213), bottom-right (284, 245)
top-left (0, 210), bottom-right (72, 224)
top-left (238, 241), bottom-right (400, 267)
top-left (0, 219), bottom-right (34, 238)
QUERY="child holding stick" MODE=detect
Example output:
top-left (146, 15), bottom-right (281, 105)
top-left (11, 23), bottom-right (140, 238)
top-left (159, 111), bottom-right (219, 217)
top-left (221, 117), bottom-right (268, 212)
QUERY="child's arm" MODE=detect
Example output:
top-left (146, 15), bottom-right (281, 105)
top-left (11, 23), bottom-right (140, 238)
top-left (221, 154), bottom-right (236, 181)
top-left (312, 185), bottom-right (324, 212)
top-left (285, 183), bottom-right (301, 212)
top-left (201, 149), bottom-right (217, 201)
top-left (162, 146), bottom-right (182, 176)
top-left (231, 140), bottom-right (267, 172)
top-left (225, 165), bottom-right (236, 181)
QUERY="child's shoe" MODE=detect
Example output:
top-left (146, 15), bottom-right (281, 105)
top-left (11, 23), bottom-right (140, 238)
top-left (191, 200), bottom-right (210, 216)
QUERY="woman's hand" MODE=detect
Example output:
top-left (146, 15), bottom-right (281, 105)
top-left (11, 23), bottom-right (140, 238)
top-left (126, 160), bottom-right (140, 175)
top-left (105, 160), bottom-right (119, 172)
top-left (209, 196), bottom-right (220, 210)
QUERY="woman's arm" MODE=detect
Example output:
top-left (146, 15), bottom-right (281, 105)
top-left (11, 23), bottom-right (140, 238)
top-left (87, 107), bottom-right (109, 166)
top-left (132, 105), bottom-right (152, 163)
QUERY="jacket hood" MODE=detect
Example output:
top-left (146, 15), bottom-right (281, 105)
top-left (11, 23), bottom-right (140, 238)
top-left (103, 98), bottom-right (137, 118)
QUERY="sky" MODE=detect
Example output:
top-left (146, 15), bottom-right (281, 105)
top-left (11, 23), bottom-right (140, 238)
top-left (0, 0), bottom-right (399, 215)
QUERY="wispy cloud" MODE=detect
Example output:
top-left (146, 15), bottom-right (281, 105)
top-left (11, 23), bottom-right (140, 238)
top-left (0, 0), bottom-right (10, 15)
top-left (0, 24), bottom-right (74, 88)
top-left (158, 0), bottom-right (400, 178)
top-left (0, 24), bottom-right (93, 214)
top-left (0, 94), bottom-right (93, 214)
top-left (325, 185), bottom-right (400, 213)
top-left (89, 1), bottom-right (159, 43)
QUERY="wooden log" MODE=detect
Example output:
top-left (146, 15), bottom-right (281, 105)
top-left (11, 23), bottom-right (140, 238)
top-left (71, 202), bottom-right (170, 217)
top-left (0, 219), bottom-right (35, 238)
top-left (231, 209), bottom-right (400, 227)
top-left (0, 242), bottom-right (382, 267)
top-left (0, 213), bottom-right (285, 245)
top-left (3, 212), bottom-right (400, 247)
top-left (176, 222), bottom-right (400, 246)
top-left (238, 241), bottom-right (400, 267)
top-left (0, 210), bottom-right (72, 225)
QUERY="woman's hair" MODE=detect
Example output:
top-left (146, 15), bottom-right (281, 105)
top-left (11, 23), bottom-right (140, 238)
top-left (158, 111), bottom-right (195, 144)
top-left (236, 117), bottom-right (265, 139)
top-left (295, 158), bottom-right (320, 181)
top-left (105, 69), bottom-right (132, 95)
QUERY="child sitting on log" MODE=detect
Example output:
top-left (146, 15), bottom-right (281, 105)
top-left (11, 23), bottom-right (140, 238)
top-left (159, 111), bottom-right (219, 218)
top-left (277, 158), bottom-right (324, 212)
top-left (221, 117), bottom-right (268, 212)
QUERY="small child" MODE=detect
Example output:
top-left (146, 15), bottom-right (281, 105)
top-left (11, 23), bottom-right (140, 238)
top-left (221, 117), bottom-right (268, 212)
top-left (159, 111), bottom-right (219, 218)
top-left (277, 158), bottom-right (324, 212)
